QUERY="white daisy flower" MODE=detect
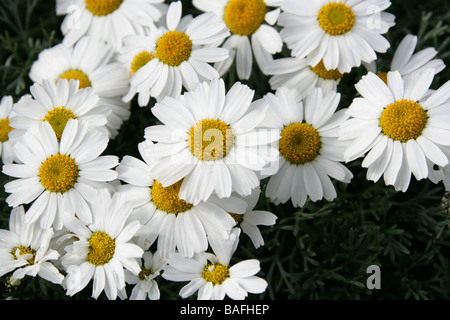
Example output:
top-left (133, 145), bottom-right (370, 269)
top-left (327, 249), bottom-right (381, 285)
top-left (263, 87), bottom-right (353, 208)
top-left (61, 188), bottom-right (144, 300)
top-left (141, 78), bottom-right (280, 205)
top-left (115, 140), bottom-right (247, 259)
top-left (0, 96), bottom-right (17, 164)
top-left (225, 187), bottom-right (277, 249)
top-left (124, 250), bottom-right (166, 300)
top-left (193, 0), bottom-right (283, 80)
top-left (279, 0), bottom-right (395, 73)
top-left (120, 1), bottom-right (230, 106)
top-left (10, 78), bottom-right (108, 142)
top-left (339, 69), bottom-right (450, 192)
top-left (365, 34), bottom-right (446, 84)
top-left (2, 119), bottom-right (119, 230)
top-left (0, 206), bottom-right (64, 285)
top-left (163, 228), bottom-right (268, 300)
top-left (29, 36), bottom-right (131, 139)
top-left (263, 56), bottom-right (345, 100)
top-left (56, 0), bottom-right (164, 51)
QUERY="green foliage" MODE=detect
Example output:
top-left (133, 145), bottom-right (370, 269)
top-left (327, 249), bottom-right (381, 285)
top-left (0, 0), bottom-right (449, 300)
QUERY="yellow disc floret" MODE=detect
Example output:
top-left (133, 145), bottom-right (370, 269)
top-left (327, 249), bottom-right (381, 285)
top-left (156, 31), bottom-right (192, 67)
top-left (151, 180), bottom-right (194, 214)
top-left (42, 106), bottom-right (77, 141)
top-left (317, 2), bottom-right (355, 36)
top-left (130, 51), bottom-right (156, 75)
top-left (85, 0), bottom-right (123, 16)
top-left (0, 118), bottom-right (13, 142)
top-left (379, 99), bottom-right (428, 142)
top-left (189, 119), bottom-right (234, 161)
top-left (138, 267), bottom-right (152, 281)
top-left (310, 60), bottom-right (344, 80)
top-left (377, 72), bottom-right (388, 85)
top-left (229, 212), bottom-right (244, 223)
top-left (59, 69), bottom-right (92, 89)
top-left (224, 0), bottom-right (266, 36)
top-left (88, 231), bottom-right (115, 266)
top-left (279, 123), bottom-right (321, 165)
top-left (39, 153), bottom-right (79, 193)
top-left (12, 246), bottom-right (36, 264)
top-left (202, 263), bottom-right (230, 285)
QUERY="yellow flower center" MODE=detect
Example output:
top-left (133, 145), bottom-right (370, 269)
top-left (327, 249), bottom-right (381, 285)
top-left (188, 119), bottom-right (234, 161)
top-left (12, 246), bottom-right (36, 264)
top-left (224, 0), bottom-right (267, 36)
top-left (88, 231), bottom-right (116, 266)
top-left (42, 107), bottom-right (77, 141)
top-left (85, 0), bottom-right (123, 16)
top-left (155, 31), bottom-right (192, 67)
top-left (138, 267), bottom-right (152, 281)
top-left (0, 118), bottom-right (13, 142)
top-left (151, 180), bottom-right (193, 214)
top-left (279, 123), bottom-right (321, 165)
top-left (130, 51), bottom-right (156, 75)
top-left (202, 263), bottom-right (230, 285)
top-left (39, 153), bottom-right (79, 193)
top-left (310, 60), bottom-right (344, 80)
top-left (379, 99), bottom-right (428, 142)
top-left (317, 2), bottom-right (355, 36)
top-left (377, 72), bottom-right (388, 85)
top-left (59, 69), bottom-right (92, 89)
top-left (229, 212), bottom-right (244, 223)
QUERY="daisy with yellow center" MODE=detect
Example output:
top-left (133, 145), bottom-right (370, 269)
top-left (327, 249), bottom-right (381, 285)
top-left (3, 119), bottom-right (119, 230)
top-left (163, 228), bottom-right (268, 300)
top-left (279, 0), bottom-right (395, 73)
top-left (262, 87), bottom-right (353, 208)
top-left (124, 251), bottom-right (166, 300)
top-left (115, 139), bottom-right (246, 258)
top-left (120, 1), bottom-right (229, 106)
top-left (364, 34), bottom-right (446, 85)
top-left (61, 189), bottom-right (144, 300)
top-left (29, 36), bottom-right (131, 139)
top-left (264, 54), bottom-right (345, 100)
top-left (10, 78), bottom-right (109, 144)
top-left (141, 78), bottom-right (280, 205)
top-left (0, 206), bottom-right (64, 285)
top-left (194, 0), bottom-right (283, 80)
top-left (340, 69), bottom-right (450, 192)
top-left (56, 0), bottom-right (164, 50)
top-left (0, 96), bottom-right (16, 164)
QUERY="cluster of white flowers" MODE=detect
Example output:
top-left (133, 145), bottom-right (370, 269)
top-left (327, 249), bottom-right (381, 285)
top-left (0, 0), bottom-right (449, 300)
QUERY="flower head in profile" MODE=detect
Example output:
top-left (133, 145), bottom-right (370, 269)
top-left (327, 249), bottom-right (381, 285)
top-left (61, 189), bottom-right (144, 300)
top-left (279, 0), bottom-right (395, 73)
top-left (194, 0), bottom-right (283, 80)
top-left (2, 119), bottom-right (118, 230)
top-left (56, 0), bottom-right (164, 50)
top-left (0, 96), bottom-right (17, 164)
top-left (120, 1), bottom-right (230, 105)
top-left (263, 56), bottom-right (345, 100)
top-left (29, 36), bottom-right (131, 139)
top-left (364, 33), bottom-right (446, 84)
top-left (0, 206), bottom-right (64, 285)
top-left (141, 78), bottom-right (280, 205)
top-left (163, 228), bottom-right (268, 300)
top-left (263, 87), bottom-right (353, 208)
top-left (339, 69), bottom-right (450, 191)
